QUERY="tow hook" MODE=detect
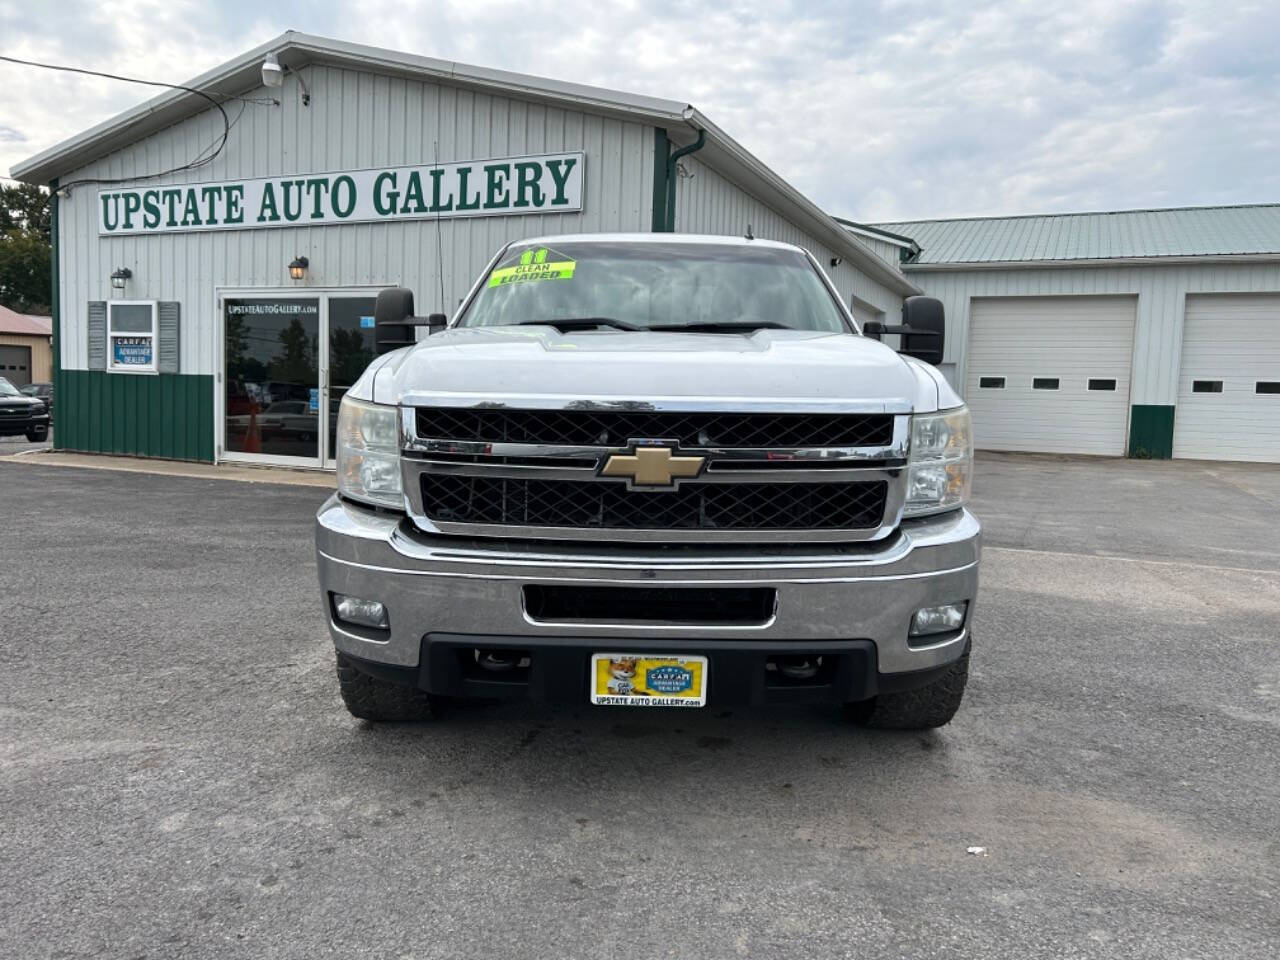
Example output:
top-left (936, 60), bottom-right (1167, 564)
top-left (775, 656), bottom-right (821, 681)
top-left (477, 650), bottom-right (521, 672)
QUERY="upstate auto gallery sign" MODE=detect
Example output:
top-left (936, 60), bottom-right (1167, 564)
top-left (97, 152), bottom-right (583, 235)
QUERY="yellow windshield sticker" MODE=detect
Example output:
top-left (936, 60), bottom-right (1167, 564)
top-left (488, 247), bottom-right (576, 287)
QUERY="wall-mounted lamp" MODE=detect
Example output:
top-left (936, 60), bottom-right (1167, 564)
top-left (288, 256), bottom-right (309, 281)
top-left (830, 257), bottom-right (843, 268)
top-left (262, 53), bottom-right (284, 88)
top-left (262, 52), bottom-right (310, 105)
top-left (110, 267), bottom-right (132, 290)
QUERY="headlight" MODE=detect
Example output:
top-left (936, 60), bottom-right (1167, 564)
top-left (904, 406), bottom-right (972, 517)
top-left (336, 396), bottom-right (403, 509)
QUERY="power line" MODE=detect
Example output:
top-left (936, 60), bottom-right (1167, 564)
top-left (0, 54), bottom-right (275, 193)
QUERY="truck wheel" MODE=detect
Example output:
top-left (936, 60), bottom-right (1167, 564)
top-left (335, 653), bottom-right (436, 721)
top-left (846, 643), bottom-right (970, 730)
top-left (26, 427), bottom-right (47, 442)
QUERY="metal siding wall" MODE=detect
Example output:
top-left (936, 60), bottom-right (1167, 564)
top-left (672, 155), bottom-right (903, 320)
top-left (56, 370), bottom-right (214, 461)
top-left (908, 262), bottom-right (1280, 405)
top-left (56, 65), bottom-right (657, 376)
top-left (854, 235), bottom-right (905, 271)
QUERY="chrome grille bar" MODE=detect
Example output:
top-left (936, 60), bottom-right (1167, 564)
top-left (399, 403), bottom-right (909, 543)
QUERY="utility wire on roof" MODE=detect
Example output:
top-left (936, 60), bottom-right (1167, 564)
top-left (0, 54), bottom-right (275, 196)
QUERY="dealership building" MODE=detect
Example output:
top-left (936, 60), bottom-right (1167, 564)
top-left (10, 32), bottom-right (918, 468)
top-left (864, 207), bottom-right (1280, 463)
top-left (12, 33), bottom-right (1279, 467)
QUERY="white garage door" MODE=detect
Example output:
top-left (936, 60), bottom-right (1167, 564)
top-left (965, 296), bottom-right (1136, 455)
top-left (848, 300), bottom-right (881, 329)
top-left (1174, 294), bottom-right (1280, 463)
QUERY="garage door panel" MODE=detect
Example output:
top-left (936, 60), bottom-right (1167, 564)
top-left (970, 381), bottom-right (1134, 391)
top-left (965, 296), bottom-right (1136, 456)
top-left (0, 345), bottom-right (33, 388)
top-left (1174, 294), bottom-right (1280, 463)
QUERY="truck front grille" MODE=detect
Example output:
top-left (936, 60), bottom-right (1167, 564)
top-left (415, 407), bottom-right (893, 449)
top-left (420, 475), bottom-right (888, 531)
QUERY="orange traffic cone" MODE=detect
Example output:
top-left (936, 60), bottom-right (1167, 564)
top-left (244, 407), bottom-right (262, 453)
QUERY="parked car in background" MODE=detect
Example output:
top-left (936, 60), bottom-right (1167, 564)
top-left (0, 376), bottom-right (51, 441)
top-left (261, 400), bottom-right (318, 440)
top-left (20, 382), bottom-right (53, 420)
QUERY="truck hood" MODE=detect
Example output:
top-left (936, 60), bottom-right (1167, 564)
top-left (0, 396), bottom-right (44, 410)
top-left (358, 327), bottom-right (957, 413)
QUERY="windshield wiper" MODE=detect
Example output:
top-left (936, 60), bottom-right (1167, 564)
top-left (517, 317), bottom-right (642, 332)
top-left (647, 321), bottom-right (791, 333)
top-left (515, 318), bottom-right (794, 333)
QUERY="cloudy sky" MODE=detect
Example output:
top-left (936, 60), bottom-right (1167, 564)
top-left (1, 0), bottom-right (1277, 222)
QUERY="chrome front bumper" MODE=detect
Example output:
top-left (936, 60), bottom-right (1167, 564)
top-left (315, 495), bottom-right (980, 685)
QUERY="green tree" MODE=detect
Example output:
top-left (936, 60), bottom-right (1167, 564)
top-left (0, 183), bottom-right (52, 314)
top-left (329, 327), bottom-right (374, 386)
top-left (269, 317), bottom-right (314, 386)
top-left (0, 229), bottom-right (52, 314)
top-left (1, 183), bottom-right (52, 237)
top-left (224, 312), bottom-right (250, 370)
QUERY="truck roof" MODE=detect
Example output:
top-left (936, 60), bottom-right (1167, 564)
top-left (507, 233), bottom-right (806, 253)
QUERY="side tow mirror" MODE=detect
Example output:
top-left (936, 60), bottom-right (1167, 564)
top-left (374, 287), bottom-right (417, 355)
top-left (900, 296), bottom-right (944, 365)
top-left (373, 288), bottom-right (450, 355)
top-left (862, 296), bottom-right (945, 366)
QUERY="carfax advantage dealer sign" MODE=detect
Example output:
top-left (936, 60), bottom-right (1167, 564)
top-left (97, 152), bottom-right (584, 235)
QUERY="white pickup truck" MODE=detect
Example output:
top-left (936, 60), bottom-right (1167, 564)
top-left (315, 234), bottom-right (979, 729)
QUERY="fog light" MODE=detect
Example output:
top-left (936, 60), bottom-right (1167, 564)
top-left (910, 601), bottom-right (967, 638)
top-left (333, 594), bottom-right (389, 630)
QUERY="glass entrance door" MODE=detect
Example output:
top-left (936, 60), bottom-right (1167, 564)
top-left (324, 296), bottom-right (379, 468)
top-left (223, 296), bottom-right (322, 465)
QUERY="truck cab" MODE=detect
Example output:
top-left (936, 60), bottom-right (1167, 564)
top-left (315, 234), bottom-right (979, 729)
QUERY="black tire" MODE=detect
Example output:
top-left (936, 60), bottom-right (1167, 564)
top-left (335, 653), bottom-right (436, 721)
top-left (26, 427), bottom-right (47, 442)
top-left (846, 643), bottom-right (970, 730)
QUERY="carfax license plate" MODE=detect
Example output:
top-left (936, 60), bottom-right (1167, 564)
top-left (590, 654), bottom-right (708, 707)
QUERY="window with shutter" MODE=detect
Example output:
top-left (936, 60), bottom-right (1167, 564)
top-left (107, 301), bottom-right (158, 373)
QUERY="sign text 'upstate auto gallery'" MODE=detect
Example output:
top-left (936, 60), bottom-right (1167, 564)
top-left (97, 152), bottom-right (584, 235)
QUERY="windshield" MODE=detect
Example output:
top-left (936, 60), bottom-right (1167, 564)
top-left (0, 378), bottom-right (20, 397)
top-left (457, 241), bottom-right (851, 333)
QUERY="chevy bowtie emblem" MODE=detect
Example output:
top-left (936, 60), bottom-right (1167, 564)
top-left (601, 443), bottom-right (706, 488)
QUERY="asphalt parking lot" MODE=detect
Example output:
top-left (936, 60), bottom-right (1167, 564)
top-left (2, 453), bottom-right (1278, 959)
top-left (0, 427), bottom-right (53, 457)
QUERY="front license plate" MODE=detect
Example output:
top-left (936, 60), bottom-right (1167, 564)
top-left (590, 653), bottom-right (708, 708)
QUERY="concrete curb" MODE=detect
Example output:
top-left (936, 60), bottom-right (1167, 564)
top-left (3, 449), bottom-right (335, 488)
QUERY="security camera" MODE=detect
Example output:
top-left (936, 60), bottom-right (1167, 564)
top-left (262, 52), bottom-right (284, 88)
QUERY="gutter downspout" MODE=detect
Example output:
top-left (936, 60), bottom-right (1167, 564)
top-left (49, 178), bottom-right (59, 450)
top-left (663, 128), bottom-right (706, 232)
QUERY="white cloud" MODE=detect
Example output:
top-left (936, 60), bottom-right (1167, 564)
top-left (2, 0), bottom-right (1276, 220)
